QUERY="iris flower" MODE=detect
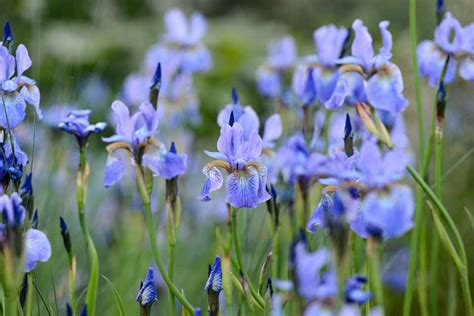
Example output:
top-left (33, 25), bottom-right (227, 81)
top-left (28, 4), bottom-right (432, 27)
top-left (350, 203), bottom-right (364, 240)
top-left (136, 267), bottom-right (158, 307)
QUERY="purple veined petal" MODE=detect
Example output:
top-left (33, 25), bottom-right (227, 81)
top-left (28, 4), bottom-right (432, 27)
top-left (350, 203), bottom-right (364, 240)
top-left (217, 123), bottom-right (244, 163)
top-left (189, 12), bottom-right (207, 44)
top-left (313, 25), bottom-right (348, 67)
top-left (4, 135), bottom-right (28, 166)
top-left (324, 72), bottom-right (350, 110)
top-left (163, 8), bottom-right (188, 44)
top-left (262, 114), bottom-right (282, 148)
top-left (417, 41), bottom-right (456, 87)
top-left (350, 209), bottom-right (370, 239)
top-left (315, 67), bottom-right (340, 104)
top-left (434, 12), bottom-right (464, 53)
top-left (204, 150), bottom-right (228, 161)
top-left (361, 185), bottom-right (414, 239)
top-left (366, 63), bottom-right (408, 115)
top-left (459, 56), bottom-right (474, 81)
top-left (256, 67), bottom-right (282, 99)
top-left (25, 228), bottom-right (52, 272)
top-left (255, 165), bottom-right (271, 204)
top-left (0, 91), bottom-right (26, 128)
top-left (110, 100), bottom-right (133, 142)
top-left (351, 19), bottom-right (374, 69)
top-left (16, 44), bottom-right (32, 78)
top-left (199, 165), bottom-right (224, 201)
top-left (138, 101), bottom-right (159, 136)
top-left (104, 151), bottom-right (126, 188)
top-left (2, 79), bottom-right (18, 91)
top-left (0, 46), bottom-right (15, 82)
top-left (142, 143), bottom-right (187, 179)
top-left (267, 36), bottom-right (297, 69)
top-left (225, 166), bottom-right (261, 208)
top-left (306, 194), bottom-right (333, 233)
top-left (357, 140), bottom-right (383, 186)
top-left (20, 82), bottom-right (42, 119)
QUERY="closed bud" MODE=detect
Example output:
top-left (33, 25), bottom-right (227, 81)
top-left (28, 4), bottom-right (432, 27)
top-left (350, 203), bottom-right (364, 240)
top-left (60, 217), bottom-right (72, 255)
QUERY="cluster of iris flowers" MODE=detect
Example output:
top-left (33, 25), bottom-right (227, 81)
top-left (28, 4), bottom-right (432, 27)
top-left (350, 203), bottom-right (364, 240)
top-left (0, 3), bottom-right (473, 316)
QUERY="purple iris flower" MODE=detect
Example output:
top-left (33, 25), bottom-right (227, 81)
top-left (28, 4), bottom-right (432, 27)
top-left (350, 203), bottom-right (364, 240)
top-left (350, 185), bottom-right (414, 240)
top-left (58, 110), bottom-right (107, 146)
top-left (256, 36), bottom-right (297, 98)
top-left (345, 276), bottom-right (372, 305)
top-left (0, 192), bottom-right (25, 227)
top-left (103, 100), bottom-right (187, 187)
top-left (136, 267), bottom-right (158, 307)
top-left (417, 12), bottom-right (474, 86)
top-left (200, 113), bottom-right (271, 208)
top-left (277, 133), bottom-right (312, 184)
top-left (0, 44), bottom-right (41, 129)
top-left (293, 25), bottom-right (348, 104)
top-left (326, 20), bottom-right (409, 116)
top-left (205, 256), bottom-right (223, 293)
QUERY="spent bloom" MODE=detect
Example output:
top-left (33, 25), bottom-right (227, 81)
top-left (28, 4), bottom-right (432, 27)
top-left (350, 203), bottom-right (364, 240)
top-left (103, 100), bottom-right (187, 187)
top-left (256, 36), bottom-right (297, 98)
top-left (0, 40), bottom-right (42, 128)
top-left (58, 110), bottom-right (107, 146)
top-left (326, 20), bottom-right (409, 116)
top-left (293, 25), bottom-right (349, 104)
top-left (136, 267), bottom-right (158, 307)
top-left (199, 111), bottom-right (271, 208)
top-left (417, 12), bottom-right (474, 86)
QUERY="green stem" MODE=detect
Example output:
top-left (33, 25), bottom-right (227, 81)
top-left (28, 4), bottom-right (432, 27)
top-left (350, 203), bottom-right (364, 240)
top-left (407, 165), bottom-right (472, 316)
top-left (77, 147), bottom-right (99, 316)
top-left (4, 292), bottom-right (17, 316)
top-left (167, 244), bottom-right (176, 316)
top-left (230, 207), bottom-right (265, 310)
top-left (135, 166), bottom-right (194, 314)
top-left (367, 238), bottom-right (384, 312)
top-left (25, 273), bottom-right (33, 316)
top-left (68, 257), bottom-right (77, 316)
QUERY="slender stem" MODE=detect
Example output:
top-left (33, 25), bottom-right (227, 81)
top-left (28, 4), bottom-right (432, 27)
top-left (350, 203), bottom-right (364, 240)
top-left (25, 273), bottom-right (33, 316)
top-left (4, 292), bottom-right (17, 316)
top-left (418, 216), bottom-right (429, 316)
top-left (167, 244), bottom-right (176, 316)
top-left (367, 238), bottom-right (384, 312)
top-left (230, 207), bottom-right (265, 310)
top-left (68, 257), bottom-right (77, 315)
top-left (77, 147), bottom-right (99, 316)
top-left (135, 166), bottom-right (194, 314)
top-left (407, 165), bottom-right (472, 315)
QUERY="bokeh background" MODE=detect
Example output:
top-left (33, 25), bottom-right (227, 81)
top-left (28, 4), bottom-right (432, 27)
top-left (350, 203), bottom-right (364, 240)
top-left (1, 0), bottom-right (473, 314)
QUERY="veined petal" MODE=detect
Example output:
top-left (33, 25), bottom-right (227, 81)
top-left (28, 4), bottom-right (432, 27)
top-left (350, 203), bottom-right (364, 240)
top-left (315, 67), bottom-right (340, 104)
top-left (25, 228), bottom-right (51, 272)
top-left (20, 83), bottom-right (42, 119)
top-left (0, 91), bottom-right (26, 128)
top-left (226, 166), bottom-right (261, 208)
top-left (417, 41), bottom-right (456, 87)
top-left (110, 100), bottom-right (133, 142)
top-left (199, 166), bottom-right (224, 201)
top-left (104, 151), bottom-right (126, 188)
top-left (217, 123), bottom-right (244, 163)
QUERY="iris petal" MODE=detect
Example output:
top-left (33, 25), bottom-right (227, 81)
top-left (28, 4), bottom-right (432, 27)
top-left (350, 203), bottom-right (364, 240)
top-left (25, 228), bottom-right (52, 272)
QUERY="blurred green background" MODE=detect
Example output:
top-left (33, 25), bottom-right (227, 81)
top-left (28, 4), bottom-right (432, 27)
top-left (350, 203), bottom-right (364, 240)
top-left (1, 0), bottom-right (473, 315)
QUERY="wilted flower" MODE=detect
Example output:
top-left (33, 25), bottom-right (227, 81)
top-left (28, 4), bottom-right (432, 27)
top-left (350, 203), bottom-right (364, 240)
top-left (103, 100), bottom-right (187, 187)
top-left (417, 12), bottom-right (474, 86)
top-left (293, 25), bottom-right (348, 104)
top-left (136, 267), bottom-right (158, 307)
top-left (256, 36), bottom-right (297, 98)
top-left (58, 110), bottom-right (107, 147)
top-left (326, 20), bottom-right (409, 116)
top-left (200, 111), bottom-right (271, 208)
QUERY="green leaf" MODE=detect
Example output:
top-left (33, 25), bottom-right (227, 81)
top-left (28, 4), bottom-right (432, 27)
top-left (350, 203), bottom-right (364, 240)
top-left (101, 275), bottom-right (127, 316)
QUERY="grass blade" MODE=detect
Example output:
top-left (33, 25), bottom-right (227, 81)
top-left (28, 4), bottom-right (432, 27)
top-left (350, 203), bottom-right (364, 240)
top-left (101, 275), bottom-right (127, 316)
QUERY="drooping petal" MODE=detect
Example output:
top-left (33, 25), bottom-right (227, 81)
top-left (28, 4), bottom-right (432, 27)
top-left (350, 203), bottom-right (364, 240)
top-left (225, 166), bottom-right (261, 208)
top-left (4, 136), bottom-right (28, 166)
top-left (15, 44), bottom-right (32, 78)
top-left (306, 194), bottom-right (333, 233)
top-left (459, 57), bottom-right (474, 81)
top-left (417, 41), bottom-right (456, 87)
top-left (0, 91), bottom-right (26, 128)
top-left (19, 78), bottom-right (42, 119)
top-left (25, 228), bottom-right (51, 272)
top-left (142, 143), bottom-right (187, 179)
top-left (199, 166), bottom-right (224, 201)
top-left (103, 151), bottom-right (126, 188)
top-left (325, 72), bottom-right (365, 109)
top-left (262, 114), bottom-right (282, 148)
top-left (351, 19), bottom-right (374, 69)
top-left (315, 67), bottom-right (340, 104)
top-left (366, 63), bottom-right (408, 115)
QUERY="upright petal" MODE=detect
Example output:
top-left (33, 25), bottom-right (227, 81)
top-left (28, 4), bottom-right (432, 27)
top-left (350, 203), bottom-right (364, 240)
top-left (314, 25), bottom-right (348, 67)
top-left (16, 44), bottom-right (32, 78)
top-left (104, 151), bottom-right (126, 188)
top-left (189, 12), bottom-right (207, 44)
top-left (239, 106), bottom-right (260, 139)
top-left (351, 20), bottom-right (374, 69)
top-left (262, 114), bottom-right (282, 148)
top-left (243, 129), bottom-right (263, 162)
top-left (267, 36), bottom-right (297, 69)
top-left (374, 21), bottom-right (393, 66)
top-left (217, 123), bottom-right (245, 165)
top-left (110, 100), bottom-right (133, 142)
top-left (256, 67), bottom-right (282, 99)
top-left (434, 12), bottom-right (463, 53)
top-left (163, 9), bottom-right (188, 43)
top-left (25, 228), bottom-right (51, 272)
